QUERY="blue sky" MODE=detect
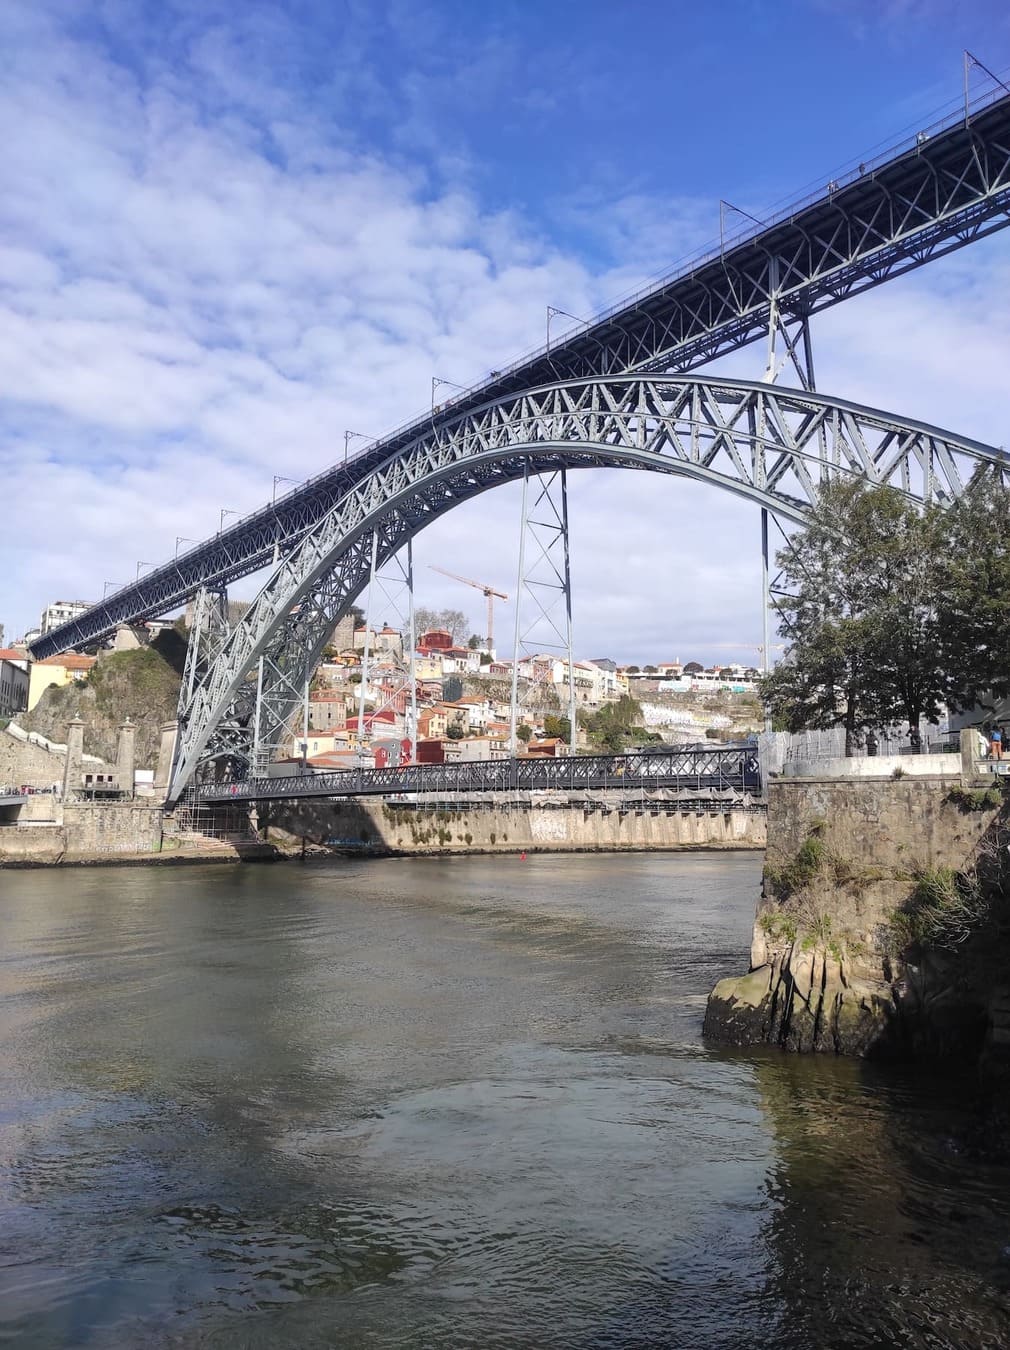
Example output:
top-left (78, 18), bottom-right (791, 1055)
top-left (4, 0), bottom-right (1010, 660)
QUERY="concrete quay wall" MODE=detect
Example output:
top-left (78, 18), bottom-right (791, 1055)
top-left (0, 802), bottom-right (165, 864)
top-left (269, 798), bottom-right (766, 855)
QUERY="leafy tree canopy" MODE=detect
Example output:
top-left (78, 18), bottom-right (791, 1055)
top-left (761, 479), bottom-right (1010, 753)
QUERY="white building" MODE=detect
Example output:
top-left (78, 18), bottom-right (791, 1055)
top-left (40, 600), bottom-right (92, 635)
top-left (0, 658), bottom-right (29, 719)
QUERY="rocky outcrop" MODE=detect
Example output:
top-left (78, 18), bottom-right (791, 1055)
top-left (705, 771), bottom-right (1010, 1064)
top-left (704, 949), bottom-right (895, 1056)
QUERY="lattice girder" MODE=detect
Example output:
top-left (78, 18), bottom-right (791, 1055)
top-left (168, 375), bottom-right (1007, 798)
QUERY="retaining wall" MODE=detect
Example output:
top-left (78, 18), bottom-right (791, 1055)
top-left (269, 799), bottom-right (766, 854)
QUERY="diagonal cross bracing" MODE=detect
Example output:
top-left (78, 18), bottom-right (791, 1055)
top-left (167, 375), bottom-right (1008, 799)
top-left (33, 90), bottom-right (1010, 661)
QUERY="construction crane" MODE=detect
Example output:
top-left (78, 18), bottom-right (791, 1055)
top-left (428, 566), bottom-right (508, 649)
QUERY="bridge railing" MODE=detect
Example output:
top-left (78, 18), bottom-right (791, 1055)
top-left (190, 747), bottom-right (762, 804)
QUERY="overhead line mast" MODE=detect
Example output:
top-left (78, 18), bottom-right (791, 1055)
top-left (34, 78), bottom-right (1010, 660)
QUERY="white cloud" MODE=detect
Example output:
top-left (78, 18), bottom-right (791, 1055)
top-left (3, 3), bottom-right (1010, 670)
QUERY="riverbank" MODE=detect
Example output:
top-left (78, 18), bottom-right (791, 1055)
top-left (1, 796), bottom-right (767, 866)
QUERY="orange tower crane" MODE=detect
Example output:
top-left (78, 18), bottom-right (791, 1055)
top-left (428, 566), bottom-right (508, 649)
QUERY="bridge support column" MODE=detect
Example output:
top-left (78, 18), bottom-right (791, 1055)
top-left (116, 719), bottom-right (136, 798)
top-left (509, 465), bottom-right (578, 756)
top-left (63, 718), bottom-right (84, 801)
top-left (155, 720), bottom-right (178, 799)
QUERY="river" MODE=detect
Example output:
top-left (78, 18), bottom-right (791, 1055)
top-left (2, 853), bottom-right (1010, 1348)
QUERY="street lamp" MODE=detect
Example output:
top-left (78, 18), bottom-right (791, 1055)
top-left (219, 508), bottom-right (239, 533)
top-left (342, 431), bottom-right (375, 464)
top-left (136, 561), bottom-right (155, 580)
top-left (175, 536), bottom-right (197, 557)
top-left (103, 580), bottom-right (122, 598)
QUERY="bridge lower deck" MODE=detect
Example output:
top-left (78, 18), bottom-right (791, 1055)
top-left (189, 748), bottom-right (763, 806)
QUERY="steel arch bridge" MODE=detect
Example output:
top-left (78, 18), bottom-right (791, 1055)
top-left (168, 374), bottom-right (1007, 800)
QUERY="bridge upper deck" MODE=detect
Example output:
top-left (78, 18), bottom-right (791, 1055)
top-left (32, 88), bottom-right (1010, 661)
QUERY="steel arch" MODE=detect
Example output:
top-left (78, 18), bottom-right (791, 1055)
top-left (32, 89), bottom-right (1010, 663)
top-left (168, 374), bottom-right (1007, 799)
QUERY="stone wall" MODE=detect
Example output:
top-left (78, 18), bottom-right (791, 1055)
top-left (0, 726), bottom-right (66, 790)
top-left (0, 802), bottom-right (164, 863)
top-left (705, 770), bottom-right (1010, 1064)
top-left (267, 798), bottom-right (766, 854)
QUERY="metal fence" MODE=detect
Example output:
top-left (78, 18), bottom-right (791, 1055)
top-left (190, 746), bottom-right (762, 805)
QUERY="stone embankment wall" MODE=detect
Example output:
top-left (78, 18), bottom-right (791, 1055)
top-left (0, 726), bottom-right (67, 790)
top-left (268, 798), bottom-right (766, 855)
top-left (0, 802), bottom-right (165, 864)
top-left (705, 766), bottom-right (1010, 1064)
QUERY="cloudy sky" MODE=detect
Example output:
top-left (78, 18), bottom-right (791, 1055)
top-left (4, 0), bottom-right (1010, 663)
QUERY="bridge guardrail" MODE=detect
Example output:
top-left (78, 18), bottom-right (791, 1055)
top-left (191, 748), bottom-right (762, 805)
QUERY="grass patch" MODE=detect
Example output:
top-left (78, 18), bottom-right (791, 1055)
top-left (886, 865), bottom-right (988, 952)
top-left (946, 783), bottom-right (1004, 812)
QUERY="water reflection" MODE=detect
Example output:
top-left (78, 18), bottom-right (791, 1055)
top-left (0, 856), bottom-right (1008, 1347)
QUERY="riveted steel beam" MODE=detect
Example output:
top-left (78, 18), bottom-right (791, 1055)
top-left (166, 375), bottom-right (1008, 799)
top-left (34, 91), bottom-right (1010, 661)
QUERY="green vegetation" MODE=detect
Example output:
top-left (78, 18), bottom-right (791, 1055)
top-left (761, 479), bottom-right (1010, 753)
top-left (578, 695), bottom-right (657, 753)
top-left (887, 865), bottom-right (988, 952)
top-left (542, 714), bottom-right (571, 741)
top-left (764, 833), bottom-right (828, 901)
top-left (758, 909), bottom-right (798, 944)
top-left (947, 783), bottom-right (1005, 811)
top-left (22, 632), bottom-right (185, 768)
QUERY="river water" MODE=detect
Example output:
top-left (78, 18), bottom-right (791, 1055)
top-left (2, 854), bottom-right (1010, 1348)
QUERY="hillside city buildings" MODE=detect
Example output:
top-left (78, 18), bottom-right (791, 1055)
top-left (3, 599), bottom-right (762, 770)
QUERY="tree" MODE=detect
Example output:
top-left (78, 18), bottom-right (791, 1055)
top-left (644, 664), bottom-right (657, 674)
top-left (543, 714), bottom-right (571, 742)
top-left (413, 606), bottom-right (470, 642)
top-left (468, 634), bottom-right (482, 650)
top-left (761, 479), bottom-right (944, 753)
top-left (933, 487), bottom-right (1010, 715)
top-left (684, 662), bottom-right (704, 674)
top-left (446, 722), bottom-right (465, 739)
top-left (626, 665), bottom-right (640, 674)
top-left (579, 695), bottom-right (645, 754)
top-left (516, 723), bottom-right (532, 743)
top-left (719, 667), bottom-right (734, 679)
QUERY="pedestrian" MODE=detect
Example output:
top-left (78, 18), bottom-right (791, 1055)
top-left (993, 726), bottom-right (1003, 761)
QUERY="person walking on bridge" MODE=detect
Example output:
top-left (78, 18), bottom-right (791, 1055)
top-left (991, 726), bottom-right (1003, 761)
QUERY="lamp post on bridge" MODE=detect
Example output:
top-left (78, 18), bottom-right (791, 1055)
top-left (175, 537), bottom-right (197, 558)
top-left (546, 306), bottom-right (587, 353)
top-left (135, 561), bottom-right (155, 581)
top-left (342, 431), bottom-right (375, 464)
top-left (272, 475), bottom-right (301, 502)
top-left (430, 377), bottom-right (467, 411)
top-left (218, 508), bottom-right (239, 534)
top-left (103, 580), bottom-right (122, 598)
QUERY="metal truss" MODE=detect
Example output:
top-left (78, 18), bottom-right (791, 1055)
top-left (191, 745), bottom-right (762, 803)
top-left (509, 467), bottom-right (577, 754)
top-left (166, 374), bottom-right (1008, 800)
top-left (34, 89), bottom-right (1010, 662)
top-left (179, 586), bottom-right (230, 709)
top-left (357, 539), bottom-right (417, 763)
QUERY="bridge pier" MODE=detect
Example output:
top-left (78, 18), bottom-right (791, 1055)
top-left (705, 736), bottom-right (1010, 1066)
